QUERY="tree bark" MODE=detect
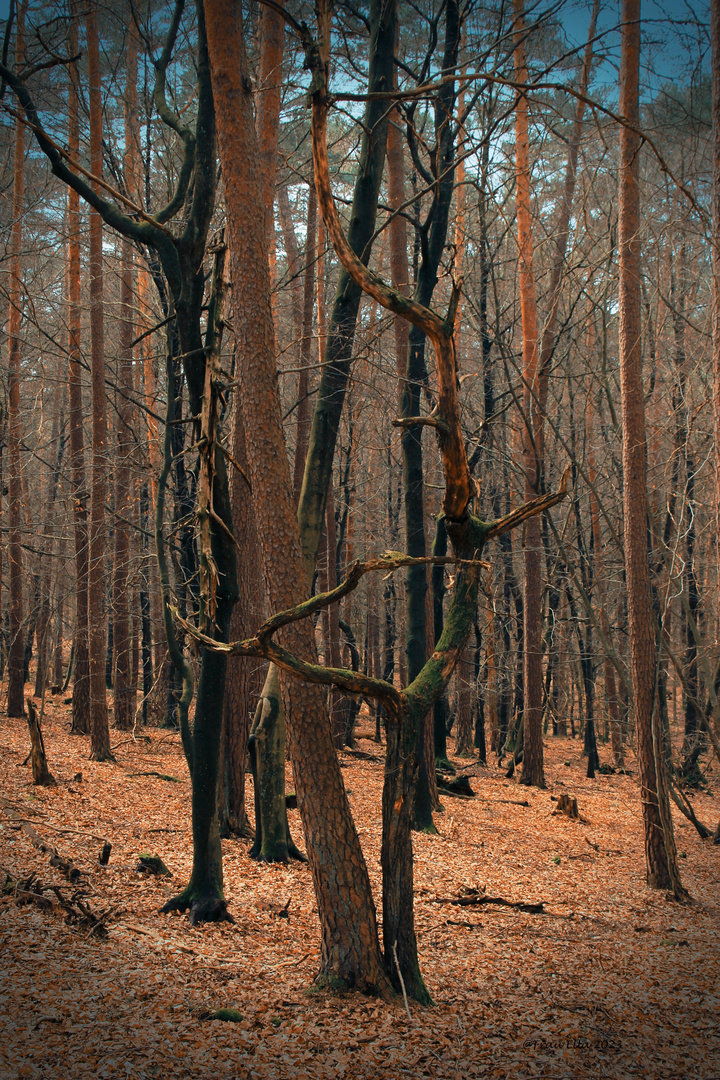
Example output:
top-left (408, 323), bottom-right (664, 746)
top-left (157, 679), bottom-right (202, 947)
top-left (86, 4), bottom-right (112, 760)
top-left (296, 0), bottom-right (397, 579)
top-left (66, 0), bottom-right (90, 733)
top-left (220, 2), bottom-right (283, 842)
top-left (514, 0), bottom-right (544, 788)
top-left (205, 0), bottom-right (390, 994)
top-left (113, 15), bottom-right (139, 731)
top-left (713, 0), bottom-right (720, 586)
top-left (618, 0), bottom-right (683, 893)
top-left (293, 183), bottom-right (318, 504)
top-left (6, 0), bottom-right (27, 719)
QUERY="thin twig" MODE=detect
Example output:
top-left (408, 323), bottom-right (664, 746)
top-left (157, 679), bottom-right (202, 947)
top-left (392, 941), bottom-right (412, 1020)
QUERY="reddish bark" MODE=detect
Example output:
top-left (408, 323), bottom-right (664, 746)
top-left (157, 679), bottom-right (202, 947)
top-left (113, 15), bottom-right (139, 730)
top-left (513, 0), bottom-right (544, 789)
top-left (618, 0), bottom-right (681, 892)
top-left (713, 0), bottom-right (720, 573)
top-left (205, 0), bottom-right (389, 993)
top-left (6, 0), bottom-right (27, 719)
top-left (587, 388), bottom-right (624, 766)
top-left (67, 2), bottom-right (90, 734)
top-left (293, 184), bottom-right (318, 503)
top-left (86, 3), bottom-right (112, 760)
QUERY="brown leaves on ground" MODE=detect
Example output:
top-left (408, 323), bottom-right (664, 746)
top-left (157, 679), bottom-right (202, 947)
top-left (1, 697), bottom-right (719, 1080)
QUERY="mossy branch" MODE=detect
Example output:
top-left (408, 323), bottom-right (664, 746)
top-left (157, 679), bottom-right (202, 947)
top-left (170, 551), bottom-right (488, 708)
top-left (254, 553), bottom-right (488, 647)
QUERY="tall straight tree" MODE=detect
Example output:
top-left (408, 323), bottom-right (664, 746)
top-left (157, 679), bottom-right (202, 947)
top-left (513, 0), bottom-right (544, 788)
top-left (713, 0), bottom-right (720, 577)
top-left (67, 0), bottom-right (90, 734)
top-left (617, 0), bottom-right (683, 893)
top-left (6, 0), bottom-right (26, 719)
top-left (113, 13), bottom-right (140, 731)
top-left (86, 4), bottom-right (112, 759)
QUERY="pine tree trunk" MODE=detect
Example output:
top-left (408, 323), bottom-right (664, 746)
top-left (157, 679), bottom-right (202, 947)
top-left (205, 0), bottom-right (389, 993)
top-left (618, 0), bottom-right (682, 893)
top-left (113, 19), bottom-right (139, 731)
top-left (293, 184), bottom-right (318, 503)
top-left (514, 0), bottom-right (544, 788)
top-left (34, 371), bottom-right (62, 700)
top-left (6, 0), bottom-right (27, 719)
top-left (221, 1), bottom-right (283, 843)
top-left (86, 4), bottom-right (112, 760)
top-left (66, 62), bottom-right (91, 733)
top-left (713, 0), bottom-right (720, 588)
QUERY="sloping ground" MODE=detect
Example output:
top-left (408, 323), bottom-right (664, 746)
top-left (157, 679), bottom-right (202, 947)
top-left (0, 697), bottom-right (719, 1080)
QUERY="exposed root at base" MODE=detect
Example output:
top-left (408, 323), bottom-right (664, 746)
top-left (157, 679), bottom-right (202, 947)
top-left (161, 893), bottom-right (234, 925)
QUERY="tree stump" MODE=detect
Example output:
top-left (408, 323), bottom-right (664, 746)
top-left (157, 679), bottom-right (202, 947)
top-left (552, 793), bottom-right (579, 819)
top-left (25, 699), bottom-right (56, 787)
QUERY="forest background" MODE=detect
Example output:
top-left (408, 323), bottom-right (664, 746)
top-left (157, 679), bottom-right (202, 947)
top-left (1, 0), bottom-right (720, 1075)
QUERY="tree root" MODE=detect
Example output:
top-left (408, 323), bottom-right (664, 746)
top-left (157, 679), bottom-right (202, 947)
top-left (161, 891), bottom-right (234, 926)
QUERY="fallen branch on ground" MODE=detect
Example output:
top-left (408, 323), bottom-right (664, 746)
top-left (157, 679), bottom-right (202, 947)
top-left (21, 823), bottom-right (84, 882)
top-left (2, 870), bottom-right (113, 936)
top-left (129, 771), bottom-right (183, 783)
top-left (426, 888), bottom-right (545, 914)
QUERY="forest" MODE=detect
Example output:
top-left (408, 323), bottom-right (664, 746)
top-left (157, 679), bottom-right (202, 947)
top-left (0, 0), bottom-right (719, 1076)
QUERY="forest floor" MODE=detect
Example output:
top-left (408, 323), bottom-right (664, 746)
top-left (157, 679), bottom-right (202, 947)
top-left (0, 696), bottom-right (719, 1080)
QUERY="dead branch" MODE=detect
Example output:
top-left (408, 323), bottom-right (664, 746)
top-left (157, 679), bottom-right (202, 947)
top-left (21, 823), bottom-right (84, 882)
top-left (668, 782), bottom-right (713, 840)
top-left (483, 466), bottom-right (571, 541)
top-left (427, 888), bottom-right (545, 914)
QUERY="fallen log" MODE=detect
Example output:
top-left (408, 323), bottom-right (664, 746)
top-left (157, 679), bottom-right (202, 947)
top-left (129, 771), bottom-right (183, 783)
top-left (436, 773), bottom-right (475, 798)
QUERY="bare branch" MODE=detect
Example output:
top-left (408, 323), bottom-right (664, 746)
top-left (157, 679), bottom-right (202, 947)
top-left (483, 466), bottom-right (571, 541)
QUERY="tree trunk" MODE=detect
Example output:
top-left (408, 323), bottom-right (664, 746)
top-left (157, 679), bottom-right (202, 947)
top-left (248, 665), bottom-right (304, 863)
top-left (26, 699), bottom-right (56, 787)
top-left (293, 184), bottom-right (318, 503)
top-left (295, 0), bottom-right (397, 580)
top-left (205, 0), bottom-right (390, 993)
top-left (6, 0), bottom-right (26, 719)
top-left (33, 365), bottom-right (63, 700)
top-left (618, 0), bottom-right (683, 894)
top-left (86, 4), bottom-right (112, 760)
top-left (454, 640), bottom-right (474, 756)
top-left (514, 0), bottom-right (544, 789)
top-left (713, 0), bottom-right (720, 606)
top-left (113, 18), bottom-right (139, 731)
